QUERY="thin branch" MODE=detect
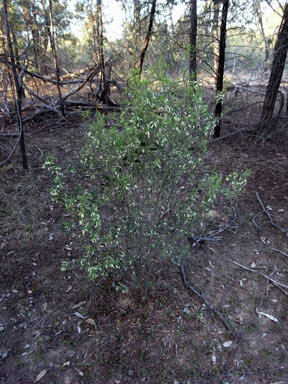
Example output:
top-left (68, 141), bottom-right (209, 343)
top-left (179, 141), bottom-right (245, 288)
top-left (255, 192), bottom-right (287, 234)
top-left (61, 67), bottom-right (99, 102)
top-left (270, 247), bottom-right (288, 259)
top-left (23, 84), bottom-right (56, 108)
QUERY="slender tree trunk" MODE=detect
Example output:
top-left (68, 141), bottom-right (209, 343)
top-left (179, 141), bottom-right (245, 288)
top-left (189, 0), bottom-right (197, 82)
top-left (48, 0), bottom-right (65, 117)
top-left (214, 0), bottom-right (229, 138)
top-left (92, 17), bottom-right (97, 63)
top-left (31, 1), bottom-right (43, 69)
top-left (96, 0), bottom-right (105, 85)
top-left (3, 0), bottom-right (28, 169)
top-left (212, 0), bottom-right (221, 87)
top-left (95, 0), bottom-right (109, 103)
top-left (41, 0), bottom-right (50, 58)
top-left (254, 2), bottom-right (270, 71)
top-left (11, 25), bottom-right (26, 99)
top-left (31, 28), bottom-right (42, 69)
top-left (137, 0), bottom-right (157, 77)
top-left (259, 4), bottom-right (288, 135)
top-left (0, 65), bottom-right (10, 116)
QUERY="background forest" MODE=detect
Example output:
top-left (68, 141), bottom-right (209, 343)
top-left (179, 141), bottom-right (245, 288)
top-left (0, 0), bottom-right (288, 154)
top-left (1, 1), bottom-right (288, 384)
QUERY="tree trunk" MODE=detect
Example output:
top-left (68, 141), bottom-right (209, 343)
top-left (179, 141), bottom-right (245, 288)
top-left (41, 0), bottom-right (50, 58)
top-left (48, 0), bottom-right (65, 117)
top-left (214, 0), bottom-right (229, 138)
top-left (95, 0), bottom-right (110, 103)
top-left (137, 0), bottom-right (157, 77)
top-left (212, 0), bottom-right (221, 88)
top-left (189, 0), bottom-right (197, 82)
top-left (91, 13), bottom-right (98, 63)
top-left (259, 4), bottom-right (288, 135)
top-left (3, 0), bottom-right (28, 169)
top-left (96, 0), bottom-right (105, 85)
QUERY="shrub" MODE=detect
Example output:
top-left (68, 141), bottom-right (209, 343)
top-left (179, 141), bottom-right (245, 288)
top-left (44, 72), bottom-right (248, 291)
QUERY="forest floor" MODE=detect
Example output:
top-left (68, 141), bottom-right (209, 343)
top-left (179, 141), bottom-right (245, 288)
top-left (1, 108), bottom-right (288, 384)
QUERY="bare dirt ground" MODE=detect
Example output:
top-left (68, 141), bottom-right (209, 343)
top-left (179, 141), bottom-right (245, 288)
top-left (1, 109), bottom-right (288, 384)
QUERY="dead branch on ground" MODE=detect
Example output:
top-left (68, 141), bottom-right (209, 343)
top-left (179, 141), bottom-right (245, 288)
top-left (232, 260), bottom-right (288, 296)
top-left (179, 245), bottom-right (239, 340)
top-left (178, 203), bottom-right (240, 340)
top-left (253, 192), bottom-right (287, 234)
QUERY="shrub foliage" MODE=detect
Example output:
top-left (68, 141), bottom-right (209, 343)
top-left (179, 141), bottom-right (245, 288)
top-left (44, 73), bottom-right (248, 291)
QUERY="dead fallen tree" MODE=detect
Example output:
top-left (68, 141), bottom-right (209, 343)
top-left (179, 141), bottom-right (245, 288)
top-left (0, 60), bottom-right (122, 167)
top-left (0, 63), bottom-right (121, 123)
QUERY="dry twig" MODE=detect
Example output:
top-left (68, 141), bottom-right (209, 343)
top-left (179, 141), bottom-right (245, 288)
top-left (254, 192), bottom-right (287, 234)
top-left (270, 247), bottom-right (288, 259)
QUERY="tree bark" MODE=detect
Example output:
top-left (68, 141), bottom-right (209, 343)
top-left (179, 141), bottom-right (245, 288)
top-left (214, 0), bottom-right (229, 138)
top-left (259, 4), bottom-right (288, 135)
top-left (3, 0), bottom-right (28, 169)
top-left (189, 0), bottom-right (197, 82)
top-left (137, 0), bottom-right (157, 77)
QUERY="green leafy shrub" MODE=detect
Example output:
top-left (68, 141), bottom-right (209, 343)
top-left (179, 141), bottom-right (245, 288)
top-left (44, 72), bottom-right (248, 291)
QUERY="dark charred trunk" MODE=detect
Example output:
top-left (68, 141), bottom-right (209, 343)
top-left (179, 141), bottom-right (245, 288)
top-left (189, 0), bottom-right (197, 82)
top-left (214, 0), bottom-right (229, 139)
